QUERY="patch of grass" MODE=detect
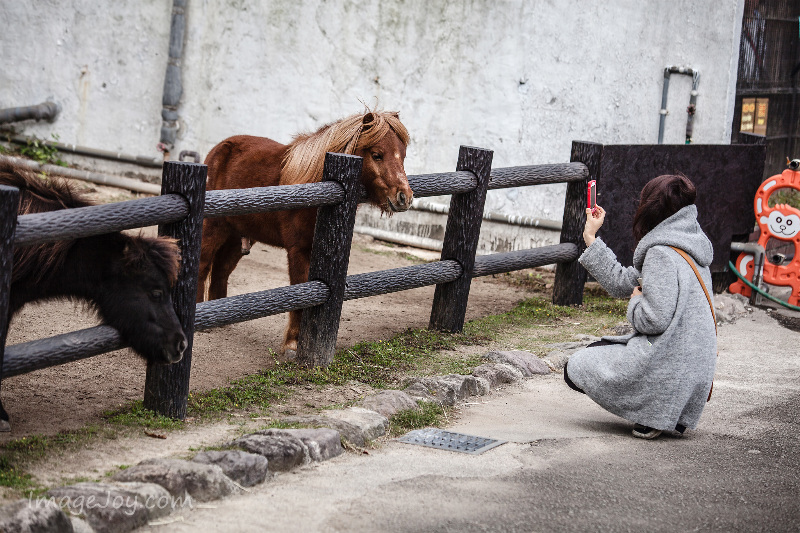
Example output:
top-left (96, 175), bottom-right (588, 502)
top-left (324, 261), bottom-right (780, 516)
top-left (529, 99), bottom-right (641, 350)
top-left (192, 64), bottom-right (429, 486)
top-left (0, 456), bottom-right (35, 490)
top-left (102, 401), bottom-right (185, 431)
top-left (388, 401), bottom-right (447, 437)
top-left (0, 425), bottom-right (117, 494)
top-left (186, 328), bottom-right (488, 417)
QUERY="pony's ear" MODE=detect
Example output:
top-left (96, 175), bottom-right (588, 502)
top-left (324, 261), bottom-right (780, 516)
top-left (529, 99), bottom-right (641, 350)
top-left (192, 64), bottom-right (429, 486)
top-left (362, 112), bottom-right (376, 130)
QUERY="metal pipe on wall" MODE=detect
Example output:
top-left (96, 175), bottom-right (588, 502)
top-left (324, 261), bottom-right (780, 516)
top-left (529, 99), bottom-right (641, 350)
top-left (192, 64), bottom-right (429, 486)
top-left (0, 102), bottom-right (60, 125)
top-left (0, 155), bottom-right (162, 195)
top-left (160, 0), bottom-right (187, 150)
top-left (5, 134), bottom-right (162, 168)
top-left (657, 66), bottom-right (700, 144)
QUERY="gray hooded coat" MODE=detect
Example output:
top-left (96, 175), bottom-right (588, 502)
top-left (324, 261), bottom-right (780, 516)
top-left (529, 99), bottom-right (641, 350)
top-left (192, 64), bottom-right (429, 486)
top-left (567, 205), bottom-right (717, 431)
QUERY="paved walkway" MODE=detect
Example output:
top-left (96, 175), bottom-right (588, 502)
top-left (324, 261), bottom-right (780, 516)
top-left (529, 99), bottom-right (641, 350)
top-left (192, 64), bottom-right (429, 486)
top-left (153, 309), bottom-right (800, 533)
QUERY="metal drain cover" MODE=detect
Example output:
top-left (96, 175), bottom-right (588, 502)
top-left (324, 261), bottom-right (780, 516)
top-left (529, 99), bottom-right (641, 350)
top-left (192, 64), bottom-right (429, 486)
top-left (397, 428), bottom-right (506, 455)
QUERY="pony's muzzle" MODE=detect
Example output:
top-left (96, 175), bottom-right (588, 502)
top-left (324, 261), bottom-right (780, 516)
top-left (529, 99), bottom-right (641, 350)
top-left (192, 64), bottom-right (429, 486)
top-left (164, 332), bottom-right (188, 364)
top-left (391, 190), bottom-right (413, 212)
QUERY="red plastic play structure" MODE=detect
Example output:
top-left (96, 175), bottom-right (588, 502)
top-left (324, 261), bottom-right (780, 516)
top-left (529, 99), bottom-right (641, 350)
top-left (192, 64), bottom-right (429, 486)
top-left (729, 160), bottom-right (800, 306)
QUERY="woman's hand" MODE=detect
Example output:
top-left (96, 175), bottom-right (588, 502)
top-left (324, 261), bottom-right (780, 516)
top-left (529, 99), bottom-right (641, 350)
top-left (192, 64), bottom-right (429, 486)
top-left (630, 286), bottom-right (642, 298)
top-left (583, 205), bottom-right (605, 246)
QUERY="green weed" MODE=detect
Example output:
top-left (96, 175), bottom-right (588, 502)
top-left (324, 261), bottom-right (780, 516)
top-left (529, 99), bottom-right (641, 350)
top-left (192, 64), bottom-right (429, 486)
top-left (102, 401), bottom-right (185, 431)
top-left (19, 134), bottom-right (66, 166)
top-left (388, 401), bottom-right (447, 437)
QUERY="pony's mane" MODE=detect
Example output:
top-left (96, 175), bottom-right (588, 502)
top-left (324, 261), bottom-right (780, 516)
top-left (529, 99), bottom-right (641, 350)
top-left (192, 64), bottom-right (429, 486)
top-left (282, 110), bottom-right (409, 185)
top-left (123, 236), bottom-right (181, 285)
top-left (0, 160), bottom-right (92, 214)
top-left (1, 161), bottom-right (91, 284)
top-left (1, 160), bottom-right (180, 286)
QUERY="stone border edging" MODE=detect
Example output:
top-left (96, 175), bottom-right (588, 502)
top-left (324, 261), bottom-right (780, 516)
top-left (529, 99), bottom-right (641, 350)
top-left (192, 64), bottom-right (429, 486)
top-left (0, 344), bottom-right (598, 532)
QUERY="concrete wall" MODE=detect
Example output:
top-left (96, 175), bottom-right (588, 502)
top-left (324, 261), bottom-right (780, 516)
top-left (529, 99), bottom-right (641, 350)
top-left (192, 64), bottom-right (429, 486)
top-left (1, 0), bottom-right (744, 221)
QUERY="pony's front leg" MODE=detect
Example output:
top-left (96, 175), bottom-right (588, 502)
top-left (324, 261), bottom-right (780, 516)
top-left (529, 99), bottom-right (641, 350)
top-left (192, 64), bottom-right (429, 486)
top-left (283, 245), bottom-right (311, 358)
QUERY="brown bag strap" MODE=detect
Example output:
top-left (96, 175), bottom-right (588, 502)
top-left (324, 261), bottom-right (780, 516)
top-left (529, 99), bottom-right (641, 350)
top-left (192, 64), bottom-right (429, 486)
top-left (669, 246), bottom-right (717, 336)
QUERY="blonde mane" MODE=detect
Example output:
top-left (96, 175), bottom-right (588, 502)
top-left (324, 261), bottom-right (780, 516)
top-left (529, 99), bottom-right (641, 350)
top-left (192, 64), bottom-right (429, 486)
top-left (282, 110), bottom-right (409, 184)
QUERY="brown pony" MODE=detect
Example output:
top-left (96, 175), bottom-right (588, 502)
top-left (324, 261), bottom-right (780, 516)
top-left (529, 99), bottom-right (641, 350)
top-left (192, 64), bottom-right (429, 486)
top-left (197, 110), bottom-right (412, 356)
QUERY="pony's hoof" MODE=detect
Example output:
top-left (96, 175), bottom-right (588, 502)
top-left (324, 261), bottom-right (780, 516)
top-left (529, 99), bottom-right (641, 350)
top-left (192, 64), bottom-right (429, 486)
top-left (0, 420), bottom-right (10, 432)
top-left (284, 349), bottom-right (297, 361)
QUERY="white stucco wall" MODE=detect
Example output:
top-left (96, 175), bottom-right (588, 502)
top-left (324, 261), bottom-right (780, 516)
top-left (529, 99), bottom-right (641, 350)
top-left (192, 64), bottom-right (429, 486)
top-left (1, 0), bottom-right (744, 220)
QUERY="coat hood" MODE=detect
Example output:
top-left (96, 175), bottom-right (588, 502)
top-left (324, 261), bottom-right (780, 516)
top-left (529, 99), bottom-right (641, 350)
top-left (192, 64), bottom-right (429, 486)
top-left (632, 204), bottom-right (713, 270)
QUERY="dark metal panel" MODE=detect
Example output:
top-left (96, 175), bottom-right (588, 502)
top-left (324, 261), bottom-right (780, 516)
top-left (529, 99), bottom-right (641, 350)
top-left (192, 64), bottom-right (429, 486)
top-left (343, 260), bottom-right (463, 301)
top-left (14, 194), bottom-right (188, 247)
top-left (595, 144), bottom-right (766, 272)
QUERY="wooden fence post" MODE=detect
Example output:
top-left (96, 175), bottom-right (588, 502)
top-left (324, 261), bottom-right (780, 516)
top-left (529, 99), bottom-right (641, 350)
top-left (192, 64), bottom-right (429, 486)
top-left (429, 146), bottom-right (494, 332)
top-left (144, 161), bottom-right (207, 419)
top-left (553, 141), bottom-right (602, 306)
top-left (296, 153), bottom-right (363, 367)
top-left (0, 185), bottom-right (19, 429)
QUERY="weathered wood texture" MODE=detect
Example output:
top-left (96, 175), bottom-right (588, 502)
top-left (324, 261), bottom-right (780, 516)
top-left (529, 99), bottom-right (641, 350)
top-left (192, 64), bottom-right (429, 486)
top-left (553, 141), bottom-right (602, 306)
top-left (0, 185), bottom-right (20, 412)
top-left (296, 153), bottom-right (363, 368)
top-left (473, 243), bottom-right (580, 278)
top-left (202, 163), bottom-right (588, 218)
top-left (204, 182), bottom-right (344, 217)
top-left (489, 163), bottom-right (588, 190)
top-left (344, 260), bottom-right (463, 301)
top-left (4, 325), bottom-right (122, 378)
top-left (144, 161), bottom-right (207, 419)
top-left (194, 281), bottom-right (330, 330)
top-left (14, 194), bottom-right (188, 247)
top-left (429, 146), bottom-right (494, 332)
top-left (405, 171), bottom-right (477, 198)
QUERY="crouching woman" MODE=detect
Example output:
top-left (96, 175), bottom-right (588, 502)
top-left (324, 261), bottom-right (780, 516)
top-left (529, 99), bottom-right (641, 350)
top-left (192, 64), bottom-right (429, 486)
top-left (565, 174), bottom-right (717, 440)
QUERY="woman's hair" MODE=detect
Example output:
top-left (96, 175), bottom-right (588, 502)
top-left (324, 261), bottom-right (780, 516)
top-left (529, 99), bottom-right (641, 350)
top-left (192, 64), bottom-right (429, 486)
top-left (632, 174), bottom-right (697, 243)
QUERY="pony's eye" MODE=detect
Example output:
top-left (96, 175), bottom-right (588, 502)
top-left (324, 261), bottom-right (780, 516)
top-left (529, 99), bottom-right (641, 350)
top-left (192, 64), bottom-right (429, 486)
top-left (150, 290), bottom-right (164, 300)
top-left (372, 153), bottom-right (383, 161)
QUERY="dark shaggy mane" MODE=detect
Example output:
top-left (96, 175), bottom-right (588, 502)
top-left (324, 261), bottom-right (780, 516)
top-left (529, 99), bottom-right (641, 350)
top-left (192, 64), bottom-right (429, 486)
top-left (123, 235), bottom-right (181, 285)
top-left (0, 160), bottom-right (92, 214)
top-left (1, 161), bottom-right (93, 285)
top-left (2, 161), bottom-right (180, 287)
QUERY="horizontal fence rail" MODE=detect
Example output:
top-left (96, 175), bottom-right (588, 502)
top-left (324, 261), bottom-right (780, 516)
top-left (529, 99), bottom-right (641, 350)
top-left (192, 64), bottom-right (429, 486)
top-left (201, 163), bottom-right (589, 219)
top-left (489, 162), bottom-right (588, 189)
top-left (4, 325), bottom-right (122, 378)
top-left (343, 260), bottom-right (463, 300)
top-left (204, 181), bottom-right (345, 217)
top-left (14, 194), bottom-right (189, 246)
top-left (194, 281), bottom-right (330, 331)
top-left (473, 243), bottom-right (580, 277)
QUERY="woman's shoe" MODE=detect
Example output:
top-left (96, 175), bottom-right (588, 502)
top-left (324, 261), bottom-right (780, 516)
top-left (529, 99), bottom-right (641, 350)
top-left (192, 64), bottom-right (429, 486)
top-left (632, 424), bottom-right (662, 439)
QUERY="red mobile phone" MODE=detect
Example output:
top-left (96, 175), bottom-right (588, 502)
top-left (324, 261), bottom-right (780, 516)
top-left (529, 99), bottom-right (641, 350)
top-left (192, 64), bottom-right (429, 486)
top-left (587, 180), bottom-right (597, 214)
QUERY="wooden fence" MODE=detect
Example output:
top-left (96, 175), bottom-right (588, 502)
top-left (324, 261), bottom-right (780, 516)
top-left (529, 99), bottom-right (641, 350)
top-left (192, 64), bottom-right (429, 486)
top-left (0, 142), bottom-right (594, 419)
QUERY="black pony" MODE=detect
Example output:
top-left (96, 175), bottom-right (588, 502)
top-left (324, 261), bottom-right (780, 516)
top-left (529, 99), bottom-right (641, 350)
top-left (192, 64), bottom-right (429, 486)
top-left (0, 161), bottom-right (186, 430)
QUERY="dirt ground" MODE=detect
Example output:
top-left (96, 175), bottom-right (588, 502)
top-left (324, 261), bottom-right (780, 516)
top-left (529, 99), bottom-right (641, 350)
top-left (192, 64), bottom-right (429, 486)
top-left (1, 216), bottom-right (538, 438)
